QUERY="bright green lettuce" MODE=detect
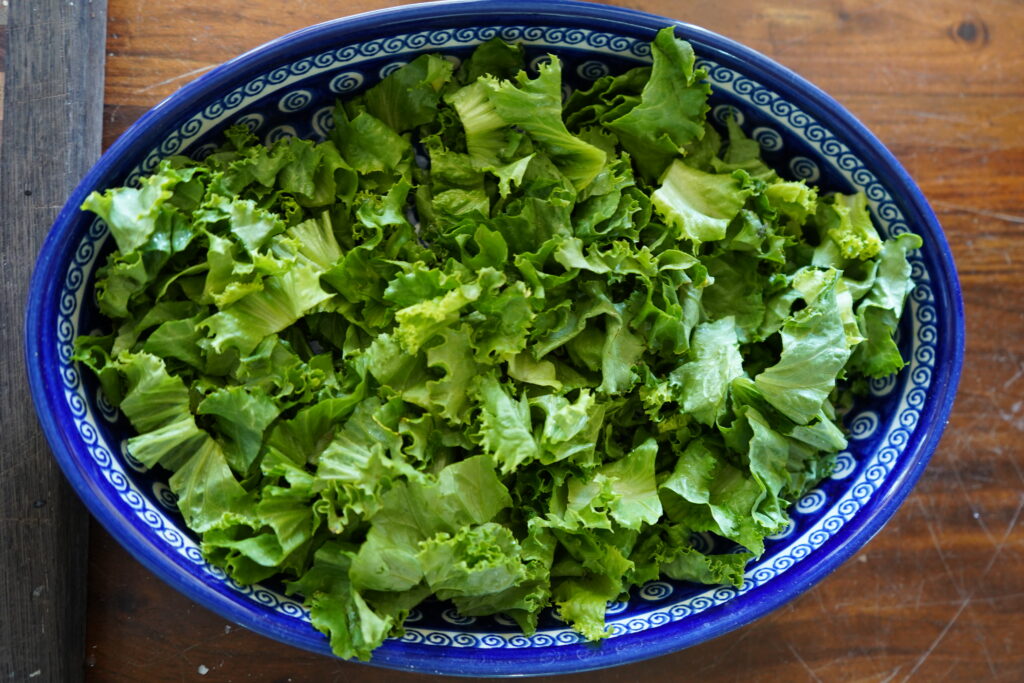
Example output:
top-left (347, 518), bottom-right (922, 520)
top-left (652, 160), bottom-right (752, 244)
top-left (754, 270), bottom-right (852, 424)
top-left (673, 317), bottom-right (745, 425)
top-left (74, 28), bottom-right (920, 661)
top-left (819, 191), bottom-right (883, 261)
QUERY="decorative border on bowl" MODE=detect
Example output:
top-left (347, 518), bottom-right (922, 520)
top-left (55, 24), bottom-right (936, 649)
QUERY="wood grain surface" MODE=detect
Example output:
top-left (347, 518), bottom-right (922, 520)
top-left (51, 0), bottom-right (1024, 680)
top-left (0, 1), bottom-right (107, 681)
top-left (0, 5), bottom-right (7, 143)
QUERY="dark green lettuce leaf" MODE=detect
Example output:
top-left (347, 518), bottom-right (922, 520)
top-left (603, 27), bottom-right (711, 180)
top-left (196, 385), bottom-right (281, 475)
top-left (364, 54), bottom-right (453, 132)
top-left (285, 542), bottom-right (397, 661)
top-left (169, 435), bottom-right (255, 533)
top-left (349, 455), bottom-right (512, 592)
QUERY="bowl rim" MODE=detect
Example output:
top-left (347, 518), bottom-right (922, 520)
top-left (25, 0), bottom-right (965, 676)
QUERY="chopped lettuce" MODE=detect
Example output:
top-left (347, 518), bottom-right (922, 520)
top-left (652, 160), bottom-right (752, 244)
top-left (600, 28), bottom-right (710, 180)
top-left (819, 191), bottom-right (883, 261)
top-left (74, 29), bottom-right (920, 660)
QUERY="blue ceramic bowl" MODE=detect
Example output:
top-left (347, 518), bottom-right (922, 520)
top-left (25, 0), bottom-right (964, 676)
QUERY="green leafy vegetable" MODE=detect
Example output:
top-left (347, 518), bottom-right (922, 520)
top-left (74, 27), bottom-right (920, 660)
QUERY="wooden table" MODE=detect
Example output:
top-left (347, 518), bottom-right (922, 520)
top-left (4, 0), bottom-right (1023, 680)
top-left (1, 1), bottom-right (104, 680)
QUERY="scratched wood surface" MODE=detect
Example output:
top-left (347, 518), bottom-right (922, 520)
top-left (77, 0), bottom-right (1024, 681)
top-left (0, 1), bottom-right (106, 681)
top-left (0, 5), bottom-right (7, 142)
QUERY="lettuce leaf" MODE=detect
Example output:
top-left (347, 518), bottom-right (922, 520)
top-left (452, 59), bottom-right (607, 190)
top-left (364, 54), bottom-right (453, 132)
top-left (603, 27), bottom-right (711, 180)
top-left (672, 317), bottom-right (745, 425)
top-left (652, 161), bottom-right (752, 244)
top-left (755, 270), bottom-right (853, 424)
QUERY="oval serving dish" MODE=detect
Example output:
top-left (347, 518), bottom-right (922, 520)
top-left (25, 0), bottom-right (963, 676)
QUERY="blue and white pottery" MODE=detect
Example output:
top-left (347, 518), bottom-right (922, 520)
top-left (25, 0), bottom-right (964, 676)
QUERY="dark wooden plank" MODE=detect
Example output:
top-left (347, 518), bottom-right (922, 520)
top-left (86, 0), bottom-right (1024, 680)
top-left (0, 6), bottom-right (8, 144)
top-left (0, 0), bottom-right (107, 680)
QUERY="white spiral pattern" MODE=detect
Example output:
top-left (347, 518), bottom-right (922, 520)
top-left (795, 489), bottom-right (828, 514)
top-left (189, 142), bottom-right (219, 161)
top-left (869, 373), bottom-right (898, 397)
top-left (95, 387), bottom-right (118, 423)
top-left (848, 411), bottom-right (880, 440)
top-left (576, 60), bottom-right (610, 80)
top-left (310, 106), bottom-right (336, 140)
top-left (605, 600), bottom-right (629, 614)
top-left (529, 54), bottom-right (554, 72)
top-left (637, 582), bottom-right (673, 601)
top-left (120, 441), bottom-right (148, 473)
top-left (441, 608), bottom-right (476, 626)
top-left (789, 156), bottom-right (821, 182)
top-left (329, 71), bottom-right (364, 94)
top-left (152, 482), bottom-right (179, 511)
top-left (688, 531), bottom-right (715, 554)
top-left (47, 25), bottom-right (944, 654)
top-left (751, 126), bottom-right (783, 151)
top-left (829, 452), bottom-right (857, 480)
top-left (765, 523), bottom-right (795, 541)
top-left (277, 89), bottom-right (313, 113)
